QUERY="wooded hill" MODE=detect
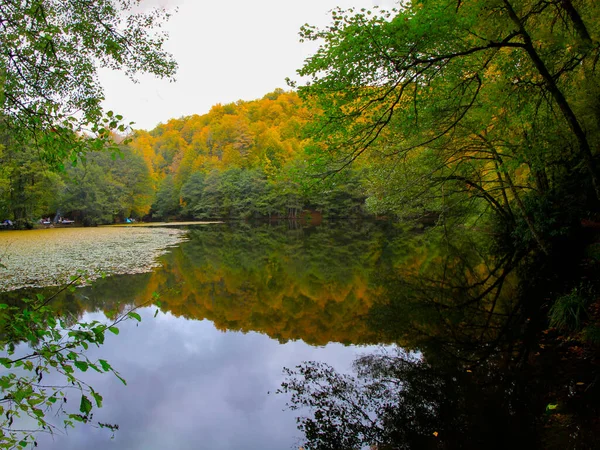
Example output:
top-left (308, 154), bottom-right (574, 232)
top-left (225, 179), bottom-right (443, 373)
top-left (0, 89), bottom-right (369, 225)
top-left (132, 88), bottom-right (367, 221)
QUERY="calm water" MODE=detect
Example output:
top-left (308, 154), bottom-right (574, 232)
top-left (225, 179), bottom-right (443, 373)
top-left (4, 222), bottom-right (401, 449)
top-left (3, 222), bottom-right (598, 449)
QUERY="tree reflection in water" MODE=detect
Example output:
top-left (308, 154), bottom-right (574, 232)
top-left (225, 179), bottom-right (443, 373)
top-left (279, 222), bottom-right (600, 449)
top-left (6, 221), bottom-right (598, 448)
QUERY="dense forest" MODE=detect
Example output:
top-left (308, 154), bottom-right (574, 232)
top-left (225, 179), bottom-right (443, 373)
top-left (2, 0), bottom-right (600, 448)
top-left (0, 90), bottom-right (370, 226)
top-left (277, 1), bottom-right (600, 448)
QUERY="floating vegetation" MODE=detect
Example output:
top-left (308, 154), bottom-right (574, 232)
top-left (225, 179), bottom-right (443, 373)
top-left (0, 227), bottom-right (188, 292)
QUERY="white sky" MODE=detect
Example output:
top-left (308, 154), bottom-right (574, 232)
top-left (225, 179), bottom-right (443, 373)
top-left (98, 0), bottom-right (397, 131)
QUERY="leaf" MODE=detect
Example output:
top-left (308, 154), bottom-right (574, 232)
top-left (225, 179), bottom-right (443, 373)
top-left (108, 326), bottom-right (119, 335)
top-left (91, 391), bottom-right (103, 408)
top-left (74, 361), bottom-right (89, 372)
top-left (88, 363), bottom-right (102, 373)
top-left (546, 403), bottom-right (558, 413)
top-left (0, 358), bottom-right (13, 368)
top-left (114, 372), bottom-right (127, 386)
top-left (98, 359), bottom-right (112, 372)
top-left (128, 312), bottom-right (142, 322)
top-left (79, 395), bottom-right (93, 414)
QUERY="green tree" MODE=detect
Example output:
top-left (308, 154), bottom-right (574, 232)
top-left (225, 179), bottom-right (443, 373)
top-left (59, 149), bottom-right (154, 224)
top-left (0, 0), bottom-right (177, 165)
top-left (292, 0), bottom-right (600, 248)
top-left (0, 139), bottom-right (63, 224)
top-left (152, 174), bottom-right (180, 219)
top-left (0, 1), bottom-right (176, 445)
top-left (180, 171), bottom-right (207, 218)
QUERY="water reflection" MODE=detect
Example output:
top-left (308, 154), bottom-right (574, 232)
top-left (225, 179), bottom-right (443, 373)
top-left (5, 221), bottom-right (597, 448)
top-left (34, 308), bottom-right (372, 450)
top-left (47, 222), bottom-right (404, 345)
top-left (7, 221), bottom-right (523, 352)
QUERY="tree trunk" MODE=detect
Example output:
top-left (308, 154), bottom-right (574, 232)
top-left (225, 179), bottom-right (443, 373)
top-left (503, 0), bottom-right (600, 201)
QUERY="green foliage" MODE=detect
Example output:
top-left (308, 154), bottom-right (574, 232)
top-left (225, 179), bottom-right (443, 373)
top-left (0, 0), bottom-right (177, 166)
top-left (582, 325), bottom-right (600, 345)
top-left (305, 168), bottom-right (368, 218)
top-left (0, 140), bottom-right (64, 222)
top-left (152, 175), bottom-right (181, 219)
top-left (0, 279), bottom-right (144, 448)
top-left (549, 285), bottom-right (593, 331)
top-left (180, 168), bottom-right (271, 219)
top-left (292, 0), bottom-right (600, 251)
top-left (59, 147), bottom-right (154, 224)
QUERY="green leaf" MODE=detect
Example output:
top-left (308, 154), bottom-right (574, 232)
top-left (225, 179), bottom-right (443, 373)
top-left (98, 359), bottom-right (112, 372)
top-left (115, 372), bottom-right (127, 386)
top-left (74, 361), bottom-right (89, 372)
top-left (128, 312), bottom-right (141, 322)
top-left (91, 391), bottom-right (103, 408)
top-left (79, 395), bottom-right (93, 414)
top-left (108, 326), bottom-right (119, 335)
top-left (0, 358), bottom-right (13, 368)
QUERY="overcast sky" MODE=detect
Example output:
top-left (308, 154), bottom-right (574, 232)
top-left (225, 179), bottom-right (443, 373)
top-left (98, 0), bottom-right (397, 131)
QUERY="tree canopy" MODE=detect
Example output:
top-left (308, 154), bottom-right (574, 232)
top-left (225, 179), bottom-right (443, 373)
top-left (292, 0), bottom-right (600, 251)
top-left (0, 0), bottom-right (177, 165)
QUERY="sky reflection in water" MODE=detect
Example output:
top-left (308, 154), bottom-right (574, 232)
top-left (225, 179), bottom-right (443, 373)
top-left (37, 308), bottom-right (374, 450)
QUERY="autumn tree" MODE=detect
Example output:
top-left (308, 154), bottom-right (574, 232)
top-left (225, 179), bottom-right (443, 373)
top-left (292, 0), bottom-right (600, 250)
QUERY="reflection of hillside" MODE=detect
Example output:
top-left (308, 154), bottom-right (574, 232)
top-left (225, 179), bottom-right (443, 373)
top-left (368, 224), bottom-right (520, 362)
top-left (138, 223), bottom-right (390, 345)
top-left (15, 222), bottom-right (517, 351)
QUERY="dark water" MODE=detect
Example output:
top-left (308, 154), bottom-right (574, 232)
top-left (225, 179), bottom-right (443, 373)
top-left (5, 221), bottom-right (599, 449)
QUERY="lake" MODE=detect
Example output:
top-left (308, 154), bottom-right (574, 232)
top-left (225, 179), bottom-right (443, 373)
top-left (1, 221), bottom-right (597, 449)
top-left (0, 222), bottom-right (399, 449)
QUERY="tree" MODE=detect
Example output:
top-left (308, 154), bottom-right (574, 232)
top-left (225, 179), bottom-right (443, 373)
top-left (292, 0), bottom-right (600, 250)
top-left (152, 174), bottom-right (180, 219)
top-left (0, 282), bottom-right (147, 449)
top-left (0, 0), bottom-right (177, 165)
top-left (0, 1), bottom-right (176, 445)
top-left (0, 138), bottom-right (63, 224)
top-left (59, 148), bottom-right (154, 224)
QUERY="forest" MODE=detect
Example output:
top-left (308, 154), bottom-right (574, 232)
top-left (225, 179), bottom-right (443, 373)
top-left (1, 0), bottom-right (600, 448)
top-left (0, 90), bottom-right (369, 226)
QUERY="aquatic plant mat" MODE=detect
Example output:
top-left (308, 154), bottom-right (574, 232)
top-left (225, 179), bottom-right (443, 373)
top-left (0, 227), bottom-right (189, 291)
